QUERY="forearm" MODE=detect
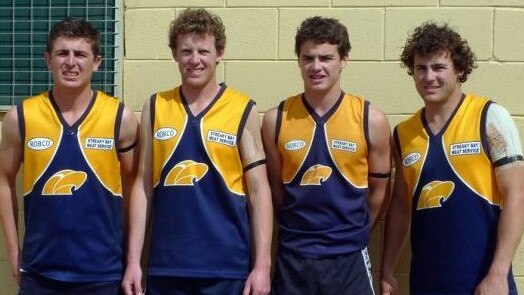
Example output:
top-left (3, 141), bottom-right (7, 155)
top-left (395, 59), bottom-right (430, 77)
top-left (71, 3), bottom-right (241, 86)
top-left (250, 190), bottom-right (273, 271)
top-left (126, 187), bottom-right (151, 266)
top-left (381, 191), bottom-right (410, 277)
top-left (367, 178), bottom-right (389, 229)
top-left (488, 192), bottom-right (524, 276)
top-left (0, 184), bottom-right (20, 266)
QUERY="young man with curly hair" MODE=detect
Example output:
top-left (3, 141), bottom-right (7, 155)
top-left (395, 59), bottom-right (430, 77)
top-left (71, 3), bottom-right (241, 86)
top-left (263, 16), bottom-right (391, 295)
top-left (380, 22), bottom-right (524, 295)
top-left (122, 8), bottom-right (273, 295)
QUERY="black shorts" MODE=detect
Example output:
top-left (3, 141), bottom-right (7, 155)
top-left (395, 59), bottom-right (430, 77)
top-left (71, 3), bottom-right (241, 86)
top-left (18, 272), bottom-right (122, 295)
top-left (146, 276), bottom-right (245, 295)
top-left (272, 248), bottom-right (375, 295)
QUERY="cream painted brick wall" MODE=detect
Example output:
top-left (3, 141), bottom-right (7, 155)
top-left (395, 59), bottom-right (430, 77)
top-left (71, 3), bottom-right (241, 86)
top-left (225, 61), bottom-right (302, 111)
top-left (209, 8), bottom-right (278, 59)
top-left (125, 0), bottom-right (225, 8)
top-left (333, 0), bottom-right (438, 6)
top-left (464, 62), bottom-right (524, 115)
top-left (494, 9), bottom-right (524, 61)
top-left (279, 9), bottom-right (384, 60)
top-left (385, 8), bottom-right (493, 60)
top-left (125, 9), bottom-right (174, 60)
top-left (227, 0), bottom-right (330, 7)
top-left (2, 1), bottom-right (524, 294)
top-left (441, 0), bottom-right (524, 7)
top-left (344, 62), bottom-right (421, 114)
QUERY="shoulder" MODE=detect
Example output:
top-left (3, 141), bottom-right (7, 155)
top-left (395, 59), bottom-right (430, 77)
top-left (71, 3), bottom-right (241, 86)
top-left (2, 106), bottom-right (22, 144)
top-left (367, 104), bottom-right (390, 132)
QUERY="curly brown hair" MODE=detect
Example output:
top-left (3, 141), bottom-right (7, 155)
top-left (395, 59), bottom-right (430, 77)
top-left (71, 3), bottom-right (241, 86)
top-left (295, 16), bottom-right (351, 59)
top-left (47, 17), bottom-right (101, 57)
top-left (169, 8), bottom-right (226, 52)
top-left (401, 22), bottom-right (476, 83)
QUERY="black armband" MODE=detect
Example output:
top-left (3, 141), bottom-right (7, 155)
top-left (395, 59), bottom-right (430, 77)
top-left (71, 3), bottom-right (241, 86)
top-left (368, 172), bottom-right (391, 178)
top-left (243, 159), bottom-right (267, 172)
top-left (493, 155), bottom-right (524, 167)
top-left (117, 140), bottom-right (138, 153)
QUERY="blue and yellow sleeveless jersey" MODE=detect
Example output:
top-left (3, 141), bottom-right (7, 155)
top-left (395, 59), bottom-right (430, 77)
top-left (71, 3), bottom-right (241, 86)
top-left (395, 94), bottom-right (517, 294)
top-left (149, 84), bottom-right (254, 279)
top-left (276, 92), bottom-right (370, 258)
top-left (19, 91), bottom-right (124, 282)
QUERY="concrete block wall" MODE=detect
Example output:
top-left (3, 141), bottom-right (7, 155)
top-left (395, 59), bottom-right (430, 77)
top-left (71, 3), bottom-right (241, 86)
top-left (1, 0), bottom-right (524, 293)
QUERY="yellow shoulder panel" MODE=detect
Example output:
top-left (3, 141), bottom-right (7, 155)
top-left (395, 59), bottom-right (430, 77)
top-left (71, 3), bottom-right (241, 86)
top-left (325, 94), bottom-right (368, 188)
top-left (152, 87), bottom-right (188, 187)
top-left (22, 92), bottom-right (62, 195)
top-left (201, 87), bottom-right (250, 196)
top-left (278, 95), bottom-right (316, 184)
top-left (396, 110), bottom-right (429, 198)
top-left (443, 94), bottom-right (502, 206)
top-left (78, 91), bottom-right (122, 196)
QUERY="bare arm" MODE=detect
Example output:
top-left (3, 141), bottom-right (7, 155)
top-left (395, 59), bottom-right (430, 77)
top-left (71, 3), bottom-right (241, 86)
top-left (0, 107), bottom-right (23, 283)
top-left (366, 105), bottom-right (391, 228)
top-left (118, 106), bottom-right (140, 234)
top-left (475, 164), bottom-right (524, 295)
top-left (475, 106), bottom-right (524, 294)
top-left (241, 107), bottom-right (273, 295)
top-left (261, 107), bottom-right (285, 213)
top-left (122, 101), bottom-right (153, 295)
top-left (380, 137), bottom-right (411, 295)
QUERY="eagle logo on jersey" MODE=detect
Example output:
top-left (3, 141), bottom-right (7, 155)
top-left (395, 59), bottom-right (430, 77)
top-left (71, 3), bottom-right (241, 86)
top-left (417, 181), bottom-right (455, 210)
top-left (42, 170), bottom-right (88, 196)
top-left (164, 160), bottom-right (209, 186)
top-left (300, 164), bottom-right (332, 185)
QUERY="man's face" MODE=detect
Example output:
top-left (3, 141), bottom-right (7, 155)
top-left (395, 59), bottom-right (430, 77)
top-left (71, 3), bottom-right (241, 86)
top-left (173, 33), bottom-right (223, 91)
top-left (298, 41), bottom-right (347, 96)
top-left (413, 51), bottom-right (464, 106)
top-left (44, 37), bottom-right (101, 91)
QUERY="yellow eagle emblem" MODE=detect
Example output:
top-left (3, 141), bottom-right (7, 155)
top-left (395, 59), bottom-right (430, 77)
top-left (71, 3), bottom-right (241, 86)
top-left (42, 170), bottom-right (87, 196)
top-left (165, 160), bottom-right (209, 186)
top-left (300, 164), bottom-right (332, 186)
top-left (417, 181), bottom-right (455, 210)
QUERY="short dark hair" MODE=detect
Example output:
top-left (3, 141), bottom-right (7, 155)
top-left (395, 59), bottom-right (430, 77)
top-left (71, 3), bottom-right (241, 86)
top-left (295, 16), bottom-right (351, 59)
top-left (46, 17), bottom-right (101, 57)
top-left (401, 22), bottom-right (476, 83)
top-left (169, 8), bottom-right (226, 52)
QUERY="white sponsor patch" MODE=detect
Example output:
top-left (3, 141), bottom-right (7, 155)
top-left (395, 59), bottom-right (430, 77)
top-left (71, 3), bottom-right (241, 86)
top-left (403, 152), bottom-right (421, 167)
top-left (207, 130), bottom-right (236, 147)
top-left (154, 127), bottom-right (177, 141)
top-left (85, 138), bottom-right (114, 151)
top-left (450, 141), bottom-right (481, 156)
top-left (331, 139), bottom-right (357, 153)
top-left (27, 137), bottom-right (53, 150)
top-left (284, 140), bottom-right (306, 151)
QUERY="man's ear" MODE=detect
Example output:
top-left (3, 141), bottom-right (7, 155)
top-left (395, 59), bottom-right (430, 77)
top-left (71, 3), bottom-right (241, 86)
top-left (216, 49), bottom-right (225, 64)
top-left (44, 52), bottom-right (51, 70)
top-left (341, 53), bottom-right (349, 69)
top-left (93, 55), bottom-right (102, 71)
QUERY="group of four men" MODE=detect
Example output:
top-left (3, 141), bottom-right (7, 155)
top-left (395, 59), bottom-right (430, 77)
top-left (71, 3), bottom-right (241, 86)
top-left (1, 7), bottom-right (523, 295)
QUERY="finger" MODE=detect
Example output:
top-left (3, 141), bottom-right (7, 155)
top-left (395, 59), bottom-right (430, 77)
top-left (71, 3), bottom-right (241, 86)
top-left (242, 284), bottom-right (251, 295)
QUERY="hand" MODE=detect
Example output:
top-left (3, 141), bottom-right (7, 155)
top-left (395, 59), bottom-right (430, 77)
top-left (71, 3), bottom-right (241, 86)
top-left (474, 272), bottom-right (508, 295)
top-left (242, 267), bottom-right (270, 295)
top-left (380, 273), bottom-right (399, 295)
top-left (121, 263), bottom-right (144, 295)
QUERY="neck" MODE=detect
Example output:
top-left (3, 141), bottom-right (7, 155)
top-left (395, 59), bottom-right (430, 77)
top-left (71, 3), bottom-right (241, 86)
top-left (181, 82), bottom-right (221, 116)
top-left (51, 85), bottom-right (94, 126)
top-left (424, 88), bottom-right (463, 134)
top-left (303, 85), bottom-right (342, 117)
top-left (52, 86), bottom-right (93, 113)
